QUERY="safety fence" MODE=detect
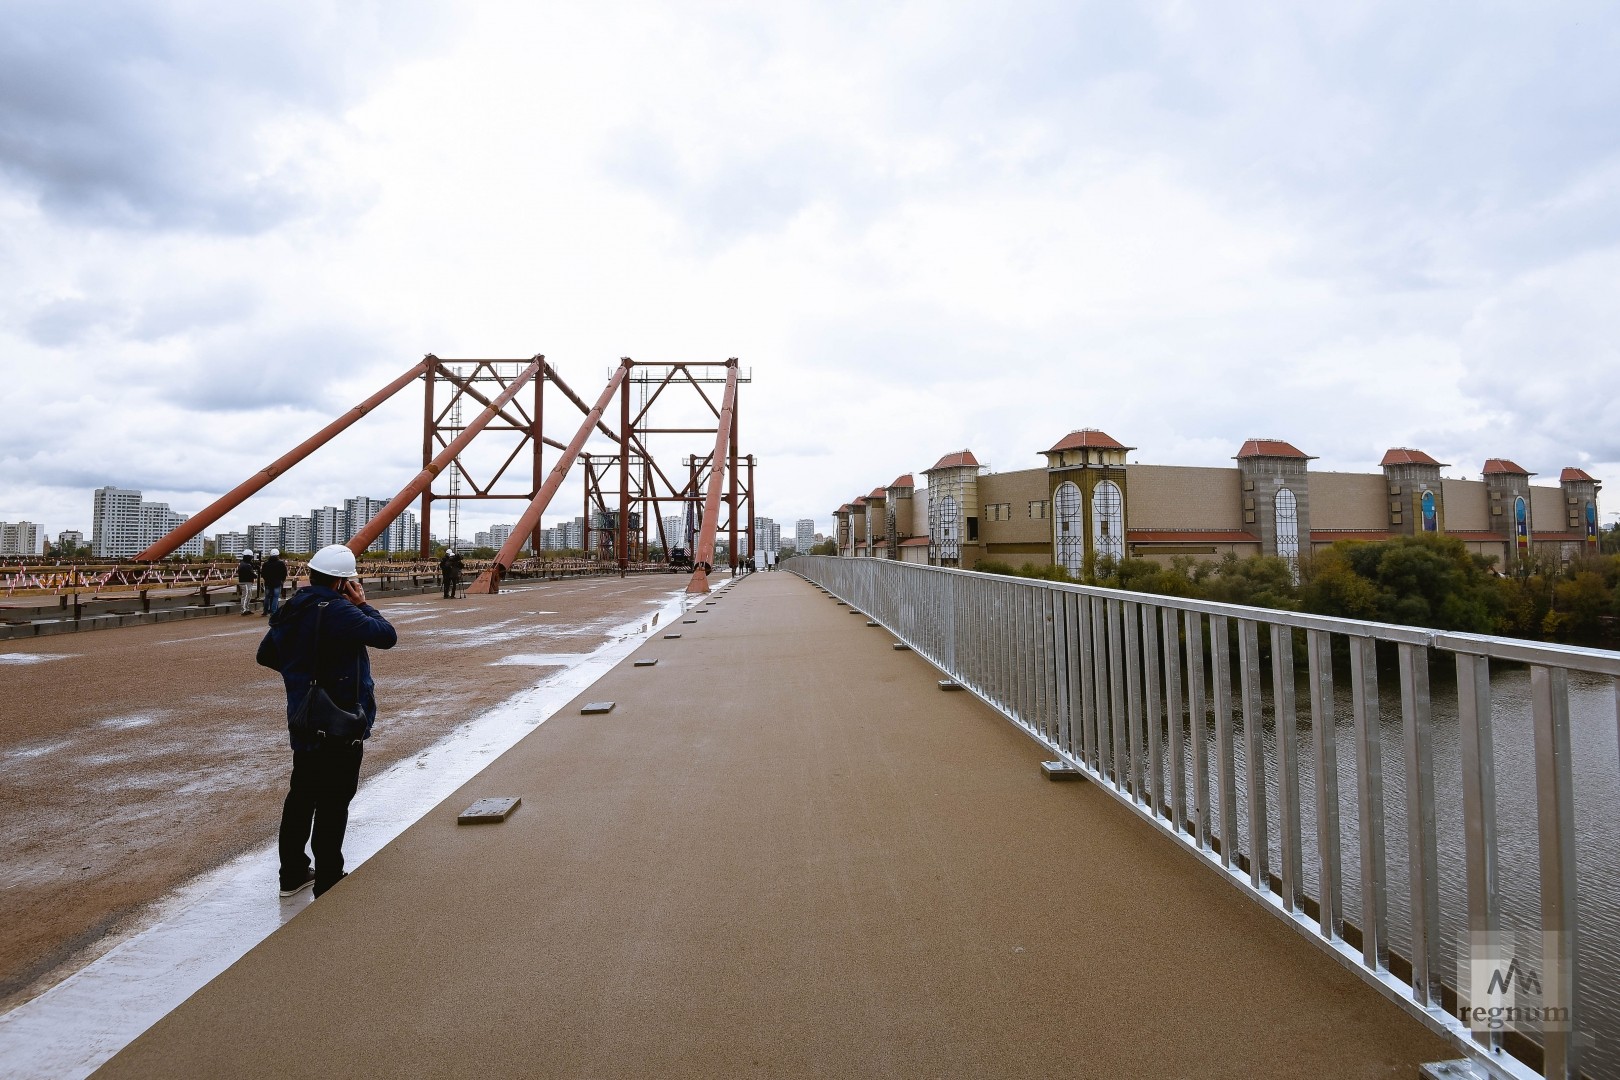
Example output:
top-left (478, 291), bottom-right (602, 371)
top-left (0, 556), bottom-right (671, 598)
top-left (787, 555), bottom-right (1620, 1080)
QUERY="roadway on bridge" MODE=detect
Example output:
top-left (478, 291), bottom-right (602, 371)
top-left (0, 576), bottom-right (681, 1015)
top-left (92, 571), bottom-right (1453, 1079)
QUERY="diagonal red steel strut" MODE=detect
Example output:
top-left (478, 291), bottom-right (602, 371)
top-left (347, 358), bottom-right (543, 555)
top-left (134, 359), bottom-right (432, 562)
top-left (468, 360), bottom-right (631, 595)
top-left (686, 360), bottom-right (738, 594)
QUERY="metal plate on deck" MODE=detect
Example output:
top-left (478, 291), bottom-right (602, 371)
top-left (938, 680), bottom-right (961, 691)
top-left (580, 701), bottom-right (615, 715)
top-left (458, 796), bottom-right (520, 824)
top-left (892, 643), bottom-right (911, 651)
top-left (683, 618), bottom-right (698, 624)
top-left (1041, 760), bottom-right (1082, 781)
top-left (634, 658), bottom-right (658, 667)
top-left (664, 632), bottom-right (682, 639)
top-left (866, 620), bottom-right (880, 626)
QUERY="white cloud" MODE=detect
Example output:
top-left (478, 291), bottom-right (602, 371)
top-left (6, 0), bottom-right (1620, 543)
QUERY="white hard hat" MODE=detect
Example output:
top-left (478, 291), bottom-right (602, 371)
top-left (243, 549), bottom-right (254, 557)
top-left (308, 544), bottom-right (359, 578)
top-left (269, 548), bottom-right (280, 556)
top-left (446, 549), bottom-right (455, 556)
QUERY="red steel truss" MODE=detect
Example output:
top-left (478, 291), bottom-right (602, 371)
top-left (138, 355), bottom-right (751, 596)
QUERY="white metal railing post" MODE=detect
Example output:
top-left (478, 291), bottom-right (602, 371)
top-left (1238, 618), bottom-right (1269, 892)
top-left (1270, 624), bottom-right (1304, 915)
top-left (1531, 665), bottom-right (1579, 1080)
top-left (1399, 642), bottom-right (1442, 1007)
top-left (1350, 635), bottom-right (1390, 972)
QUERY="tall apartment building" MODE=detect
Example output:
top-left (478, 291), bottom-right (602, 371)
top-left (311, 507), bottom-right (343, 549)
top-left (57, 529), bottom-right (85, 553)
top-left (0, 521), bottom-right (45, 555)
top-left (278, 515), bottom-right (314, 554)
top-left (343, 497), bottom-right (388, 553)
top-left (141, 502), bottom-right (204, 557)
top-left (753, 516), bottom-right (781, 554)
top-left (562, 516), bottom-right (585, 550)
top-left (215, 531), bottom-right (248, 556)
top-left (247, 522), bottom-right (280, 553)
top-left (92, 487), bottom-right (203, 558)
top-left (384, 510), bottom-right (418, 555)
top-left (92, 486), bottom-right (143, 557)
top-left (795, 518), bottom-right (814, 554)
top-left (661, 514), bottom-right (686, 552)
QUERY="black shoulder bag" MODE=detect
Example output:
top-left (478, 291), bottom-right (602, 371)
top-left (288, 601), bottom-right (368, 744)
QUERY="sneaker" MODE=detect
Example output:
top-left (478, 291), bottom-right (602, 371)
top-left (279, 871), bottom-right (316, 897)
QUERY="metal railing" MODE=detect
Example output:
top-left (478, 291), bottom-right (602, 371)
top-left (787, 556), bottom-right (1620, 1080)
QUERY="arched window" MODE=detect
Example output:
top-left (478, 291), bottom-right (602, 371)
top-left (1053, 481), bottom-right (1083, 574)
top-left (935, 494), bottom-right (959, 563)
top-left (1091, 480), bottom-right (1124, 562)
top-left (1275, 487), bottom-right (1299, 580)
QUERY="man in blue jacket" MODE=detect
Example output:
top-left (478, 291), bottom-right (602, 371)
top-left (257, 544), bottom-right (397, 898)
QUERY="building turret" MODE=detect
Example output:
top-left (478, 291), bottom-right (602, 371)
top-left (1560, 468), bottom-right (1602, 550)
top-left (924, 450), bottom-right (982, 567)
top-left (1042, 429), bottom-right (1133, 574)
top-left (1483, 459), bottom-right (1534, 560)
top-left (865, 487), bottom-right (887, 558)
top-left (833, 504), bottom-right (853, 557)
top-left (887, 474), bottom-right (915, 558)
top-left (1380, 448), bottom-right (1447, 536)
top-left (1235, 439), bottom-right (1313, 569)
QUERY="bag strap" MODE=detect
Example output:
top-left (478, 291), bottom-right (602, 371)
top-left (308, 602), bottom-right (329, 689)
top-left (307, 599), bottom-right (364, 693)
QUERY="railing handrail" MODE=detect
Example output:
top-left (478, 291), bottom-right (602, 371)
top-left (786, 555), bottom-right (1617, 1080)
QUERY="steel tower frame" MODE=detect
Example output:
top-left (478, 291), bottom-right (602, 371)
top-left (137, 355), bottom-right (750, 595)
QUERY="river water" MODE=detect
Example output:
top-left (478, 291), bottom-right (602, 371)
top-left (1157, 654), bottom-right (1620, 1077)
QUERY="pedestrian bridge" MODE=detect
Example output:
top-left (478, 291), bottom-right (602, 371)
top-left (80, 563), bottom-right (1616, 1079)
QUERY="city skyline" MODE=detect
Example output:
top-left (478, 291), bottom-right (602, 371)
top-left (6, 5), bottom-right (1620, 542)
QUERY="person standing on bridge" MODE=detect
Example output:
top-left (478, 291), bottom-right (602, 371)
top-left (257, 544), bottom-right (397, 898)
top-left (439, 548), bottom-right (463, 599)
top-left (236, 548), bottom-right (260, 616)
top-left (261, 549), bottom-right (288, 618)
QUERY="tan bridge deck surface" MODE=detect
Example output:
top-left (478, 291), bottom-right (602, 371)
top-left (94, 571), bottom-right (1452, 1079)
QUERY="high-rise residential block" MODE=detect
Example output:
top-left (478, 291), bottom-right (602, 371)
top-left (278, 515), bottom-right (314, 554)
top-left (92, 486), bottom-right (143, 557)
top-left (247, 522), bottom-right (280, 554)
top-left (0, 521), bottom-right (45, 555)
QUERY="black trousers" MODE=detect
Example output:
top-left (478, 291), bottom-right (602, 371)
top-left (279, 740), bottom-right (364, 895)
top-left (442, 573), bottom-right (459, 598)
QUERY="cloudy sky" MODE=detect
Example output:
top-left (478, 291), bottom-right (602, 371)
top-left (5, 0), bottom-right (1620, 548)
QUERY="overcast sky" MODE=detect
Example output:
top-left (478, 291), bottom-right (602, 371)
top-left (5, 1), bottom-right (1620, 546)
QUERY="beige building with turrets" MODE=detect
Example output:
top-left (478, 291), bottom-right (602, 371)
top-left (832, 431), bottom-right (1602, 575)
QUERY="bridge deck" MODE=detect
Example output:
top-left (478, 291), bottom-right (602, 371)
top-left (93, 571), bottom-right (1452, 1079)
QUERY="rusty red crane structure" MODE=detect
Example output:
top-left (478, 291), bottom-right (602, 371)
top-left (136, 356), bottom-right (751, 595)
